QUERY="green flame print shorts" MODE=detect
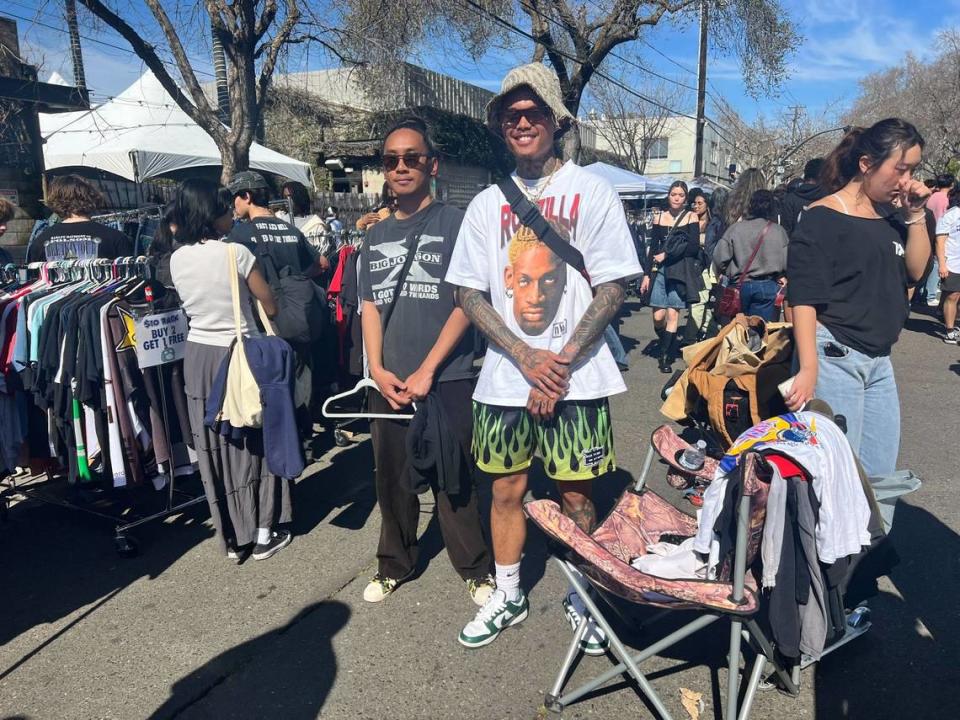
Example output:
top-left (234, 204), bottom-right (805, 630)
top-left (471, 399), bottom-right (615, 481)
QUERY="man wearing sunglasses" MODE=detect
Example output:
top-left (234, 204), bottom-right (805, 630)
top-left (446, 63), bottom-right (642, 650)
top-left (358, 117), bottom-right (493, 606)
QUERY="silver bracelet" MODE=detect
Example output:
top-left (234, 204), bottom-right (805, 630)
top-left (904, 215), bottom-right (926, 225)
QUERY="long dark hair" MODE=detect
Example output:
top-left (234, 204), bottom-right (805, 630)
top-left (282, 181), bottom-right (312, 216)
top-left (948, 185), bottom-right (960, 209)
top-left (148, 203), bottom-right (176, 257)
top-left (746, 189), bottom-right (777, 221)
top-left (172, 178), bottom-right (231, 245)
top-left (819, 118), bottom-right (925, 193)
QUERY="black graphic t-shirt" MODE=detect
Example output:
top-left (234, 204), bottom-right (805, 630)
top-left (359, 201), bottom-right (475, 383)
top-left (27, 220), bottom-right (132, 263)
top-left (787, 206), bottom-right (909, 357)
top-left (228, 216), bottom-right (319, 275)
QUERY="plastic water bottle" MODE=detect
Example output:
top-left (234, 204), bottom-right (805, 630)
top-left (679, 440), bottom-right (707, 472)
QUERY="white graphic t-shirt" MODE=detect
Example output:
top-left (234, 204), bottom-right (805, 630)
top-left (935, 205), bottom-right (960, 273)
top-left (446, 161), bottom-right (642, 406)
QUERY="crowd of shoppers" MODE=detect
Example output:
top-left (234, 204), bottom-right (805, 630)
top-left (11, 58), bottom-right (942, 657)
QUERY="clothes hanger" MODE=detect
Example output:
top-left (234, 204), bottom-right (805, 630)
top-left (321, 377), bottom-right (416, 420)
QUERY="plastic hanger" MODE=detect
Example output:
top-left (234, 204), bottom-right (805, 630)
top-left (321, 377), bottom-right (416, 420)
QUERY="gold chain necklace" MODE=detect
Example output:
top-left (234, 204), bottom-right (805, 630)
top-left (517, 160), bottom-right (561, 204)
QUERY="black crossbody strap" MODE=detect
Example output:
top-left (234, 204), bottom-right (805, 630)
top-left (381, 205), bottom-right (436, 332)
top-left (498, 177), bottom-right (588, 279)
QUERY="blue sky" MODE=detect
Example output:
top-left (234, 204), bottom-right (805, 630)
top-left (7, 0), bottom-right (956, 129)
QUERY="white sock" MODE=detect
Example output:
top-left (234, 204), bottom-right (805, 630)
top-left (495, 561), bottom-right (522, 602)
top-left (567, 567), bottom-right (592, 617)
top-left (256, 527), bottom-right (271, 545)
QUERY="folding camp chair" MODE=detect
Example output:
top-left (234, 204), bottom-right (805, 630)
top-left (524, 451), bottom-right (799, 720)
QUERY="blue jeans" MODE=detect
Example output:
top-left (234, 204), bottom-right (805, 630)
top-left (740, 279), bottom-right (780, 321)
top-left (813, 324), bottom-right (900, 477)
top-left (604, 324), bottom-right (628, 367)
top-left (923, 257), bottom-right (941, 303)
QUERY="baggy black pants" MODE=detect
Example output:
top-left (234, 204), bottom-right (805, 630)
top-left (369, 379), bottom-right (492, 581)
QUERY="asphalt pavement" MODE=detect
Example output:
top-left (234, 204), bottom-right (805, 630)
top-left (1, 301), bottom-right (956, 719)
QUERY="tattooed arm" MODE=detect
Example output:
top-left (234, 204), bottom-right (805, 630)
top-left (560, 280), bottom-right (628, 365)
top-left (455, 286), bottom-right (569, 397)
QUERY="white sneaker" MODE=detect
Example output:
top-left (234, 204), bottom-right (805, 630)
top-left (944, 328), bottom-right (960, 345)
top-left (458, 589), bottom-right (529, 648)
top-left (562, 591), bottom-right (609, 657)
top-left (363, 574), bottom-right (398, 603)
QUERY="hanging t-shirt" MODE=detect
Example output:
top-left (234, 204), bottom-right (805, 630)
top-left (170, 239), bottom-right (259, 347)
top-left (27, 220), bottom-right (132, 263)
top-left (228, 216), bottom-right (319, 276)
top-left (358, 201), bottom-right (475, 383)
top-left (935, 205), bottom-right (960, 273)
top-left (445, 160), bottom-right (642, 406)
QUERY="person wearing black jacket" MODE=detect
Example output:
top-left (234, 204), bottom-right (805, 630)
top-left (780, 158), bottom-right (827, 237)
top-left (648, 181), bottom-right (703, 372)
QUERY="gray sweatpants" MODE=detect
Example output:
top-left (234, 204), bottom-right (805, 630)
top-left (184, 341), bottom-right (292, 553)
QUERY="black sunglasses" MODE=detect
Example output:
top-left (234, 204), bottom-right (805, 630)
top-left (500, 106), bottom-right (553, 128)
top-left (382, 152), bottom-right (431, 171)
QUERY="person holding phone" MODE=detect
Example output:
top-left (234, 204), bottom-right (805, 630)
top-left (785, 119), bottom-right (931, 477)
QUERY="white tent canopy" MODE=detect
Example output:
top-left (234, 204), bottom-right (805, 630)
top-left (39, 71), bottom-right (313, 188)
top-left (583, 162), bottom-right (671, 197)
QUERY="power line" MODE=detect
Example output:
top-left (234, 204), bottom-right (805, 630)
top-left (2, 7), bottom-right (216, 79)
top-left (516, 0), bottom-right (701, 94)
top-left (457, 0), bottom-right (698, 121)
top-left (504, 0), bottom-right (741, 150)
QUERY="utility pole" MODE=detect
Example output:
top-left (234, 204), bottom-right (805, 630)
top-left (64, 0), bottom-right (87, 93)
top-left (693, 0), bottom-right (708, 178)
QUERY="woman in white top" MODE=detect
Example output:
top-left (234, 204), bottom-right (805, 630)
top-left (935, 185), bottom-right (960, 344)
top-left (170, 178), bottom-right (293, 563)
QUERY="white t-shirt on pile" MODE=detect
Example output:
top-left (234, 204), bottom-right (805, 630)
top-left (446, 160), bottom-right (642, 406)
top-left (935, 206), bottom-right (960, 273)
top-left (170, 239), bottom-right (260, 347)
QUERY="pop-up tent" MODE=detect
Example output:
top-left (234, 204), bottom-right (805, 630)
top-left (39, 71), bottom-right (313, 188)
top-left (583, 162), bottom-right (671, 197)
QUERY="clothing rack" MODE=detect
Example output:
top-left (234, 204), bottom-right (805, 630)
top-left (91, 205), bottom-right (164, 224)
top-left (0, 257), bottom-right (206, 556)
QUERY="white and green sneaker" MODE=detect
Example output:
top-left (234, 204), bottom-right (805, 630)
top-left (458, 589), bottom-right (529, 648)
top-left (562, 591), bottom-right (609, 657)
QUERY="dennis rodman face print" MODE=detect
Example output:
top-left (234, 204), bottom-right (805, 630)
top-left (503, 222), bottom-right (569, 336)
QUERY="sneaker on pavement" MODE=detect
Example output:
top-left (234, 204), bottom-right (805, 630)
top-left (466, 575), bottom-right (496, 606)
top-left (459, 589), bottom-right (529, 648)
top-left (944, 328), bottom-right (960, 344)
top-left (363, 573), bottom-right (399, 603)
top-left (562, 591), bottom-right (609, 657)
top-left (226, 546), bottom-right (248, 563)
top-left (251, 529), bottom-right (292, 561)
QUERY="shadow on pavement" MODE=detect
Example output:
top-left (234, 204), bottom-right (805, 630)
top-left (292, 441), bottom-right (376, 536)
top-left (0, 480), bottom-right (212, 656)
top-left (814, 501), bottom-right (959, 718)
top-left (147, 600), bottom-right (350, 720)
top-left (903, 315), bottom-right (944, 339)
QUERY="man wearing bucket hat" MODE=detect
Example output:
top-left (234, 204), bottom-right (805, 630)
top-left (446, 63), bottom-right (642, 649)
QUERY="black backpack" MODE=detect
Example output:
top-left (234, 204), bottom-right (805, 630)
top-left (251, 232), bottom-right (326, 345)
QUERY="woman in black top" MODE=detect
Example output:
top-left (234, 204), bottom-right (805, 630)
top-left (785, 119), bottom-right (931, 477)
top-left (648, 180), bottom-right (702, 372)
